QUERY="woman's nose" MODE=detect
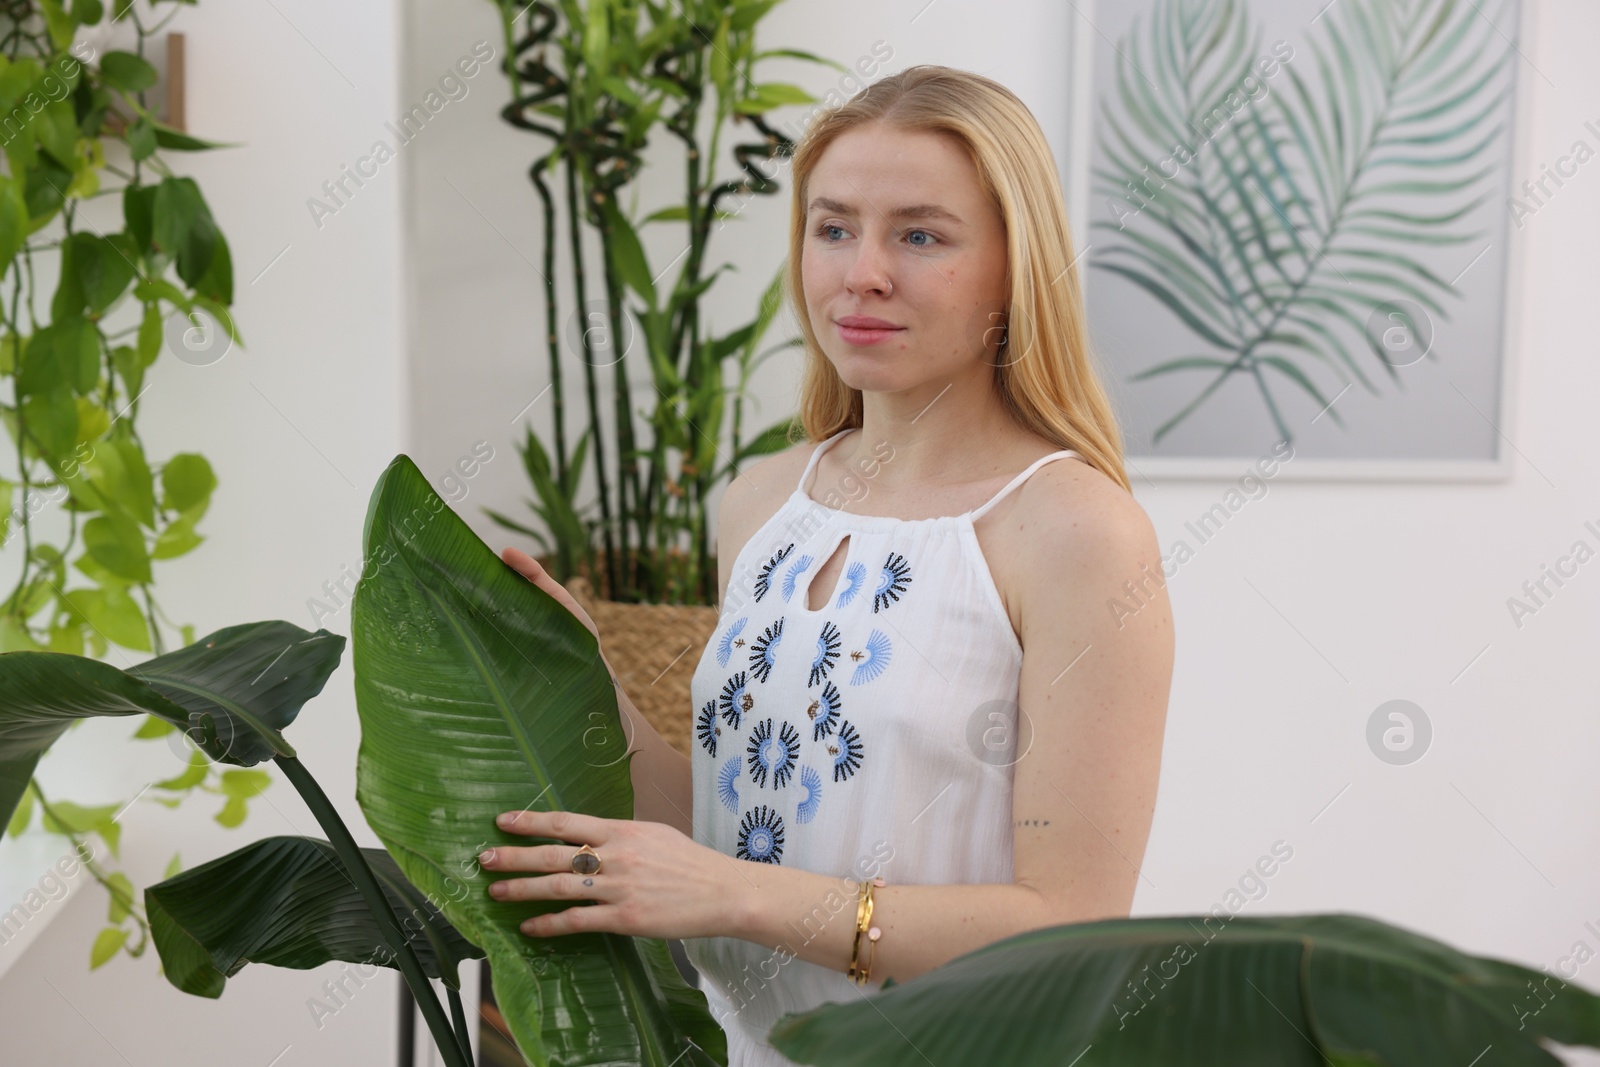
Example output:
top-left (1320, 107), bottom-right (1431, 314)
top-left (843, 239), bottom-right (894, 297)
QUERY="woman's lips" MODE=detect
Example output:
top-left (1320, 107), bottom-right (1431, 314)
top-left (835, 322), bottom-right (905, 345)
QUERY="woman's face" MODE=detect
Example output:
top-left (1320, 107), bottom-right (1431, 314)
top-left (800, 122), bottom-right (1010, 395)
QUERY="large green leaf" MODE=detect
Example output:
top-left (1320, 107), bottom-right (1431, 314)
top-left (0, 621), bottom-right (343, 840)
top-left (147, 835), bottom-right (485, 997)
top-left (767, 913), bottom-right (1600, 1066)
top-left (352, 454), bottom-right (725, 1067)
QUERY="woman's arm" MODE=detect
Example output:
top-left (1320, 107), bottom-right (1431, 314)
top-left (614, 677), bottom-right (692, 836)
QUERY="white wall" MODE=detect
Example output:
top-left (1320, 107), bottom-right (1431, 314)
top-left (0, 0), bottom-right (450, 1063)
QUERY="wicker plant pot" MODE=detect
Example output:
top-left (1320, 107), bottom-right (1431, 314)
top-left (556, 571), bottom-right (720, 759)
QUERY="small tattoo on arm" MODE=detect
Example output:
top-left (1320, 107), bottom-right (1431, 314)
top-left (1014, 818), bottom-right (1051, 827)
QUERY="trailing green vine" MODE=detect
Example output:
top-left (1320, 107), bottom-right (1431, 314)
top-left (0, 0), bottom-right (269, 971)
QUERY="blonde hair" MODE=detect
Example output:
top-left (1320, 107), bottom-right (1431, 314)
top-left (784, 64), bottom-right (1130, 494)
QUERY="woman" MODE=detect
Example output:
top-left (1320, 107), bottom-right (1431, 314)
top-left (490, 65), bottom-right (1173, 1065)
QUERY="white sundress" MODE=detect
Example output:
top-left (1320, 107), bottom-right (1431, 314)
top-left (680, 426), bottom-right (1083, 1067)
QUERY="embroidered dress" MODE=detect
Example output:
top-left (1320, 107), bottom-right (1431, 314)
top-left (680, 427), bottom-right (1082, 1066)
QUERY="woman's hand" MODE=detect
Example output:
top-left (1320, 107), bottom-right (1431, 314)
top-left (501, 547), bottom-right (623, 681)
top-left (501, 547), bottom-right (600, 642)
top-left (480, 809), bottom-right (744, 941)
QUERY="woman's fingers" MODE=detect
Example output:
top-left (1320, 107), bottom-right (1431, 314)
top-left (500, 547), bottom-right (601, 642)
top-left (495, 807), bottom-right (613, 844)
top-left (489, 871), bottom-right (598, 903)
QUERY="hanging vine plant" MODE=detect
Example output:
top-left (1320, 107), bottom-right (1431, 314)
top-left (0, 0), bottom-right (257, 973)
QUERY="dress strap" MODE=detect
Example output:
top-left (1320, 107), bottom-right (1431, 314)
top-left (795, 428), bottom-right (855, 495)
top-left (968, 449), bottom-right (1081, 521)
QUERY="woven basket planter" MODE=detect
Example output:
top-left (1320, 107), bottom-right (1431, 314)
top-left (557, 570), bottom-right (720, 759)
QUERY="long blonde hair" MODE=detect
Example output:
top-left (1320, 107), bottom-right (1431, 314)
top-left (784, 64), bottom-right (1130, 494)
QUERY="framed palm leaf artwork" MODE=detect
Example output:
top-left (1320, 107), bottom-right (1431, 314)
top-left (1071, 0), bottom-right (1535, 478)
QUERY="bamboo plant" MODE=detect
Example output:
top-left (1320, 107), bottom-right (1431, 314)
top-left (0, 0), bottom-right (259, 973)
top-left (482, 0), bottom-right (834, 606)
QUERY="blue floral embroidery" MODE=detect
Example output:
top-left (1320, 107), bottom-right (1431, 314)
top-left (809, 620), bottom-right (841, 687)
top-left (716, 617), bottom-right (748, 668)
top-left (874, 552), bottom-right (912, 613)
top-left (781, 554), bottom-right (814, 602)
top-left (835, 561), bottom-right (867, 608)
top-left (749, 617), bottom-right (784, 684)
top-left (695, 699), bottom-right (719, 757)
top-left (717, 756), bottom-right (741, 813)
top-left (806, 681), bottom-right (841, 740)
top-left (718, 671), bottom-right (753, 730)
top-left (849, 628), bottom-right (893, 685)
top-left (746, 717), bottom-right (799, 789)
top-left (737, 804), bottom-right (785, 863)
top-left (753, 543), bottom-right (795, 603)
top-left (796, 765), bottom-right (822, 824)
top-left (830, 720), bottom-right (864, 782)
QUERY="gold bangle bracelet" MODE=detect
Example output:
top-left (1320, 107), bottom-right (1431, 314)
top-left (848, 877), bottom-right (886, 985)
top-left (847, 880), bottom-right (871, 981)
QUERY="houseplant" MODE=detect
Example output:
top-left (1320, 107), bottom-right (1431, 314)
top-left (3, 454), bottom-right (1597, 1065)
top-left (481, 0), bottom-right (836, 754)
top-left (0, 0), bottom-right (255, 972)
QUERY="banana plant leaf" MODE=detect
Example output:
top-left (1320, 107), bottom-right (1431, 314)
top-left (0, 621), bottom-right (343, 843)
top-left (767, 913), bottom-right (1600, 1066)
top-left (351, 454), bottom-right (726, 1067)
top-left (147, 834), bottom-right (485, 996)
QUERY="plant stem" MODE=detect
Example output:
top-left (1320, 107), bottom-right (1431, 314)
top-left (447, 985), bottom-right (474, 1063)
top-left (30, 781), bottom-right (151, 952)
top-left (273, 755), bottom-right (471, 1067)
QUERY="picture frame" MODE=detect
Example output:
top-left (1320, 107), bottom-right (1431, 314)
top-left (1064, 0), bottom-right (1541, 482)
